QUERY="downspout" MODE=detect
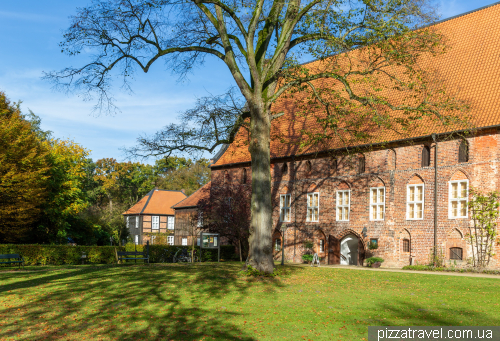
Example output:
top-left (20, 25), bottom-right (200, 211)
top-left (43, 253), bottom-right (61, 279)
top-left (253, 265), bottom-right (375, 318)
top-left (432, 133), bottom-right (438, 264)
top-left (292, 156), bottom-right (296, 261)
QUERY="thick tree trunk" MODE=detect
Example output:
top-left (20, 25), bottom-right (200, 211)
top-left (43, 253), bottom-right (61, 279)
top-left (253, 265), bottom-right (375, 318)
top-left (247, 101), bottom-right (275, 273)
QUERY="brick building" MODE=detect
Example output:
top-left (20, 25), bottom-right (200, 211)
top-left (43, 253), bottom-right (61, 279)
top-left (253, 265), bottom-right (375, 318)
top-left (122, 189), bottom-right (187, 245)
top-left (208, 4), bottom-right (500, 268)
top-left (172, 182), bottom-right (211, 246)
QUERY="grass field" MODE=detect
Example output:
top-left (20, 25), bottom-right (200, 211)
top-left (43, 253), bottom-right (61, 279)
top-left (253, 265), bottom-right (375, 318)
top-left (0, 263), bottom-right (499, 341)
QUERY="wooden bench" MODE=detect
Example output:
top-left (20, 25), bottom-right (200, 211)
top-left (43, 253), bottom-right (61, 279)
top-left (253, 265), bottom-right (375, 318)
top-left (0, 254), bottom-right (25, 269)
top-left (117, 251), bottom-right (149, 264)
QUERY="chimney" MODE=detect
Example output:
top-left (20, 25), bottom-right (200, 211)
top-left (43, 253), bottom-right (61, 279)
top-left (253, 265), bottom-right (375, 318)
top-left (181, 189), bottom-right (185, 194)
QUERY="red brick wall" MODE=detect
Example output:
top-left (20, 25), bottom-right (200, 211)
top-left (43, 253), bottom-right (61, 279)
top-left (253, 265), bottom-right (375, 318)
top-left (211, 130), bottom-right (500, 268)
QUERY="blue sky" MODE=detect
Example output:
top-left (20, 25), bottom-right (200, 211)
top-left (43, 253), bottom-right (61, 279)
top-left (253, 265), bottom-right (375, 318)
top-left (0, 0), bottom-right (498, 162)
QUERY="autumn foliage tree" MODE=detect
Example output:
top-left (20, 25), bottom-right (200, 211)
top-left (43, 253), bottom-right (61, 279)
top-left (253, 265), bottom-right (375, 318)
top-left (0, 92), bottom-right (51, 243)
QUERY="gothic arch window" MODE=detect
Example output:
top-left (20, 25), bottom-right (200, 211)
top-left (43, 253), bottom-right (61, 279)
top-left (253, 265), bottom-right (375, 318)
top-left (282, 163), bottom-right (288, 176)
top-left (305, 160), bottom-right (312, 173)
top-left (458, 140), bottom-right (469, 163)
top-left (422, 146), bottom-right (430, 167)
top-left (331, 158), bottom-right (338, 172)
top-left (242, 168), bottom-right (247, 184)
top-left (358, 155), bottom-right (365, 174)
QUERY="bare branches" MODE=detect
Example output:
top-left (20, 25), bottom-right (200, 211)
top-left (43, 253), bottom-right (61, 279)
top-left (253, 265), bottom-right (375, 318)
top-left (126, 87), bottom-right (248, 158)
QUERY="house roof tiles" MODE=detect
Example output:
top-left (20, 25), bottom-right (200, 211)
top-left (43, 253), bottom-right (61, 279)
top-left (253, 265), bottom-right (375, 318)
top-left (172, 182), bottom-right (211, 209)
top-left (213, 3), bottom-right (500, 167)
top-left (122, 189), bottom-right (187, 216)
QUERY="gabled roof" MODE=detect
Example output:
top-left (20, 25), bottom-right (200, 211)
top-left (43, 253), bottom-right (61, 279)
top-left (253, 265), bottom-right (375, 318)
top-left (172, 182), bottom-right (211, 209)
top-left (213, 2), bottom-right (500, 167)
top-left (122, 189), bottom-right (187, 215)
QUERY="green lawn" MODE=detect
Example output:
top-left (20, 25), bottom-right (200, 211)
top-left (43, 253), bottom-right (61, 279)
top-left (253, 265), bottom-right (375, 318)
top-left (0, 263), bottom-right (499, 341)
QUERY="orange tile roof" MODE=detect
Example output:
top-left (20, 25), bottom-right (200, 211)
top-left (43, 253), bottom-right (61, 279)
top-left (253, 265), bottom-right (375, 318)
top-left (172, 182), bottom-right (211, 209)
top-left (122, 189), bottom-right (187, 215)
top-left (213, 3), bottom-right (500, 167)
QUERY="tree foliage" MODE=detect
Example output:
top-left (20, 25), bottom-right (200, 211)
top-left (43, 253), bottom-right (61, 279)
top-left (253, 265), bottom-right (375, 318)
top-left (0, 92), bottom-right (51, 243)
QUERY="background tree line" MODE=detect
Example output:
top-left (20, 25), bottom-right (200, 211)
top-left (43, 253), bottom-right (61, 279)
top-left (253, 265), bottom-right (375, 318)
top-left (0, 91), bottom-right (210, 245)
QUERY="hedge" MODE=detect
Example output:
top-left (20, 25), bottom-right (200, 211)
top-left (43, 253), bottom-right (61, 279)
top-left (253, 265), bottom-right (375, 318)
top-left (0, 244), bottom-right (236, 266)
top-left (125, 244), bottom-right (236, 263)
top-left (0, 245), bottom-right (123, 266)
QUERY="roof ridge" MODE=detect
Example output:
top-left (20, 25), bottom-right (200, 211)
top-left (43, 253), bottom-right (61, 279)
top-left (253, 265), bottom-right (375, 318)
top-left (173, 181), bottom-right (211, 209)
top-left (140, 189), bottom-right (154, 214)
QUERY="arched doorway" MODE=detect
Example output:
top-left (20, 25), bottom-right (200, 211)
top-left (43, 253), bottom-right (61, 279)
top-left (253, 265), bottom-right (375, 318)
top-left (340, 234), bottom-right (358, 265)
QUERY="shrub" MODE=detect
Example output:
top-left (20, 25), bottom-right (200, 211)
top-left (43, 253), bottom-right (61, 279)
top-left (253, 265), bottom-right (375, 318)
top-left (0, 244), bottom-right (122, 265)
top-left (302, 254), bottom-right (314, 263)
top-left (0, 244), bottom-right (236, 266)
top-left (365, 257), bottom-right (384, 267)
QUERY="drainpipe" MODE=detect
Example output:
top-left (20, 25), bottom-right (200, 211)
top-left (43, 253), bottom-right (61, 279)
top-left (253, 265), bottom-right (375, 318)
top-left (432, 133), bottom-right (438, 264)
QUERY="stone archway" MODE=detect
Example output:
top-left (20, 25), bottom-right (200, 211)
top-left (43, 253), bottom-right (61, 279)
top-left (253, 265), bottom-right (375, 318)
top-left (340, 234), bottom-right (359, 265)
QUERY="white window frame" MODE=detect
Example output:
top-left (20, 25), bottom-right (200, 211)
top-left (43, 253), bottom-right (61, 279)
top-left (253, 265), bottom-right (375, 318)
top-left (152, 216), bottom-right (160, 229)
top-left (182, 238), bottom-right (188, 246)
top-left (319, 239), bottom-right (324, 252)
top-left (274, 238), bottom-right (281, 251)
top-left (306, 192), bottom-right (320, 222)
top-left (167, 236), bottom-right (174, 245)
top-left (369, 187), bottom-right (386, 221)
top-left (449, 180), bottom-right (469, 219)
top-left (279, 194), bottom-right (291, 222)
top-left (336, 190), bottom-right (350, 221)
top-left (126, 216), bottom-right (130, 228)
top-left (406, 184), bottom-right (424, 220)
top-left (167, 216), bottom-right (175, 230)
top-left (134, 235), bottom-right (139, 245)
top-left (135, 216), bottom-right (139, 229)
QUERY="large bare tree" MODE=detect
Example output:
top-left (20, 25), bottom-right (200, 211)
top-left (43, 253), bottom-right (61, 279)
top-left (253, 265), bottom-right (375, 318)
top-left (46, 0), bottom-right (468, 273)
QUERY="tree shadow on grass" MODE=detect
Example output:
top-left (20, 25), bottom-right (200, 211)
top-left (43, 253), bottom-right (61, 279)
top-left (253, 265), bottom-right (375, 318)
top-left (0, 262), bottom-right (303, 340)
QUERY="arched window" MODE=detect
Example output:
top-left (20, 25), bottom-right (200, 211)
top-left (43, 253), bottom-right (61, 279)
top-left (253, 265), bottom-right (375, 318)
top-left (274, 238), bottom-right (281, 251)
top-left (358, 155), bottom-right (365, 173)
top-left (242, 168), bottom-right (247, 184)
top-left (458, 140), bottom-right (469, 163)
top-left (305, 160), bottom-right (312, 173)
top-left (403, 239), bottom-right (410, 252)
top-left (331, 158), bottom-right (338, 172)
top-left (422, 146), bottom-right (430, 167)
top-left (281, 163), bottom-right (288, 176)
top-left (450, 247), bottom-right (463, 260)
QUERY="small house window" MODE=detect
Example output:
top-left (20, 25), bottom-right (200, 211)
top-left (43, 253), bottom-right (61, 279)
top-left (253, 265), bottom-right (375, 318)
top-left (449, 180), bottom-right (468, 218)
top-left (167, 236), bottom-right (174, 245)
top-left (274, 238), bottom-right (281, 251)
top-left (319, 239), bottom-right (325, 252)
top-left (134, 235), bottom-right (139, 245)
top-left (279, 194), bottom-right (291, 222)
top-left (370, 239), bottom-right (378, 249)
top-left (152, 216), bottom-right (160, 230)
top-left (282, 163), bottom-right (288, 176)
top-left (242, 168), bottom-right (247, 184)
top-left (336, 190), bottom-right (350, 221)
top-left (403, 239), bottom-right (410, 252)
top-left (331, 158), bottom-right (337, 172)
top-left (167, 216), bottom-right (175, 229)
top-left (306, 193), bottom-right (319, 222)
top-left (407, 184), bottom-right (424, 220)
top-left (370, 187), bottom-right (385, 221)
top-left (450, 247), bottom-right (463, 260)
top-left (458, 140), bottom-right (469, 163)
top-left (422, 146), bottom-right (430, 167)
top-left (126, 216), bottom-right (130, 228)
top-left (135, 216), bottom-right (139, 229)
top-left (358, 155), bottom-right (365, 173)
top-left (182, 238), bottom-right (188, 246)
